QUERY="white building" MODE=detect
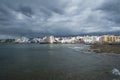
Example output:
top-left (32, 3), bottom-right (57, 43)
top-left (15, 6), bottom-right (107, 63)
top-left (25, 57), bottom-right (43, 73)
top-left (15, 37), bottom-right (29, 43)
top-left (115, 39), bottom-right (120, 42)
top-left (44, 36), bottom-right (55, 43)
top-left (60, 37), bottom-right (76, 43)
top-left (31, 38), bottom-right (42, 43)
top-left (83, 36), bottom-right (101, 43)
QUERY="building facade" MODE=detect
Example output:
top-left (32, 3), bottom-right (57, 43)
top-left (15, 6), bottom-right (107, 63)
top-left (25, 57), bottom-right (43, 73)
top-left (44, 36), bottom-right (55, 43)
top-left (101, 35), bottom-right (120, 43)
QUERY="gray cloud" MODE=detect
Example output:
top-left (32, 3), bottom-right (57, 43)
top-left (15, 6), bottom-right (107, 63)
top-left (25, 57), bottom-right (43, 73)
top-left (0, 0), bottom-right (120, 38)
top-left (98, 0), bottom-right (120, 24)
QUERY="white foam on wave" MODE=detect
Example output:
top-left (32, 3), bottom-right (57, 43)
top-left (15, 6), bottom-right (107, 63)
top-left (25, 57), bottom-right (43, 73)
top-left (112, 68), bottom-right (120, 76)
top-left (69, 46), bottom-right (83, 51)
top-left (69, 46), bottom-right (90, 53)
top-left (113, 79), bottom-right (120, 80)
top-left (73, 47), bottom-right (83, 49)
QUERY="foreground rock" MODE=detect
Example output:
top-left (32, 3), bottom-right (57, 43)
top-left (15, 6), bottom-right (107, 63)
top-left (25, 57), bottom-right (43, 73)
top-left (90, 44), bottom-right (120, 54)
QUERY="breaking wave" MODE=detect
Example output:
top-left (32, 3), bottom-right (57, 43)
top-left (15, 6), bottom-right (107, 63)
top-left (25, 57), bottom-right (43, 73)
top-left (112, 68), bottom-right (120, 76)
top-left (68, 45), bottom-right (90, 53)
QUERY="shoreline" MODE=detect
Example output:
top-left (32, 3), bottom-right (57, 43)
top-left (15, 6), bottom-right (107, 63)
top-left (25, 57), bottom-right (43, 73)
top-left (90, 44), bottom-right (120, 54)
top-left (0, 43), bottom-right (120, 54)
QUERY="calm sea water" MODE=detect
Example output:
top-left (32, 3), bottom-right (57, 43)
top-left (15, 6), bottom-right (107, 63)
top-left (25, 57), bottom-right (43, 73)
top-left (0, 44), bottom-right (120, 80)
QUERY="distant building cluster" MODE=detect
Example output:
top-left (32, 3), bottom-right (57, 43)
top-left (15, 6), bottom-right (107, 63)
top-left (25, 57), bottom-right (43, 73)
top-left (0, 35), bottom-right (120, 44)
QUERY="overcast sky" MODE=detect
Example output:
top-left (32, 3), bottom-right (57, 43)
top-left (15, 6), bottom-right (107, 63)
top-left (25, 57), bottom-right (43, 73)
top-left (0, 0), bottom-right (120, 38)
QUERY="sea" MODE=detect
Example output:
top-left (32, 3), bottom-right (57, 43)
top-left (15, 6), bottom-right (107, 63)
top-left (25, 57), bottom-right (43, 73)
top-left (0, 44), bottom-right (120, 80)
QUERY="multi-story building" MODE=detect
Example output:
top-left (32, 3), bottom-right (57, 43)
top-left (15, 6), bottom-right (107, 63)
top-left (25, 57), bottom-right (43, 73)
top-left (101, 35), bottom-right (120, 43)
top-left (44, 36), bottom-right (55, 44)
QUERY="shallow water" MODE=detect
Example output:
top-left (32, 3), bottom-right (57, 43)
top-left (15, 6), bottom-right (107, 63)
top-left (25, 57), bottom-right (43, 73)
top-left (0, 44), bottom-right (120, 80)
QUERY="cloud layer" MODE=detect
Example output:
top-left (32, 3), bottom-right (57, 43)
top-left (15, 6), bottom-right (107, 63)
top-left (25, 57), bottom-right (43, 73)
top-left (0, 0), bottom-right (120, 38)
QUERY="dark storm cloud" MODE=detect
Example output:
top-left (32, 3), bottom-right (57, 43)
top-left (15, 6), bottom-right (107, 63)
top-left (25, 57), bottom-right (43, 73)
top-left (97, 0), bottom-right (120, 23)
top-left (17, 6), bottom-right (34, 17)
top-left (0, 5), bottom-right (12, 22)
top-left (0, 0), bottom-right (120, 38)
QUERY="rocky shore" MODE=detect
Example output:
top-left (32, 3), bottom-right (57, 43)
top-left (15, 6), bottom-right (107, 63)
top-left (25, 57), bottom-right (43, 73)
top-left (90, 44), bottom-right (120, 54)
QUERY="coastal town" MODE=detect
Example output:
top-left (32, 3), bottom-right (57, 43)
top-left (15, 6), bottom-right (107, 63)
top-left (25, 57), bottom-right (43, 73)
top-left (0, 35), bottom-right (120, 44)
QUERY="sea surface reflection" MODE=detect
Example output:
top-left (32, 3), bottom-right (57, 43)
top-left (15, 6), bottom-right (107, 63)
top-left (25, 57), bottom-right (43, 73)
top-left (0, 44), bottom-right (120, 80)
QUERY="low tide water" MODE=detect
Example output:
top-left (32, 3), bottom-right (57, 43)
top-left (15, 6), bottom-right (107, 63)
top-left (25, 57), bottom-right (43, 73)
top-left (0, 44), bottom-right (120, 80)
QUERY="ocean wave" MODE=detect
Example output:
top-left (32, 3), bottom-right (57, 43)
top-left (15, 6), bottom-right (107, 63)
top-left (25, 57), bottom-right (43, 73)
top-left (112, 68), bottom-right (120, 76)
top-left (113, 79), bottom-right (120, 80)
top-left (68, 46), bottom-right (90, 52)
